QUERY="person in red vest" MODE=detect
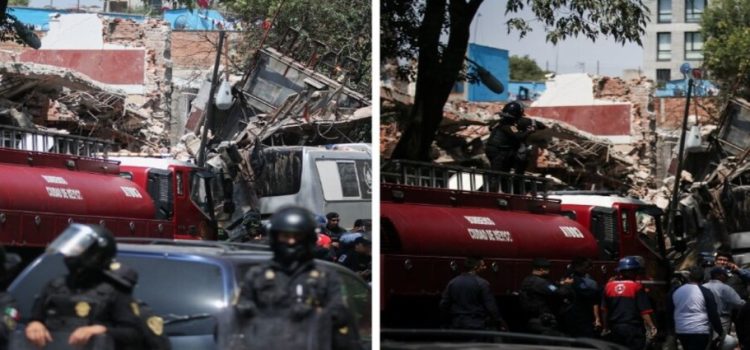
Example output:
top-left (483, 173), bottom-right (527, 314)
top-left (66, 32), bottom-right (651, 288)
top-left (601, 256), bottom-right (657, 350)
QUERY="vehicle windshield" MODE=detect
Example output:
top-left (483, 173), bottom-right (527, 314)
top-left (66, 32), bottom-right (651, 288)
top-left (636, 208), bottom-right (661, 256)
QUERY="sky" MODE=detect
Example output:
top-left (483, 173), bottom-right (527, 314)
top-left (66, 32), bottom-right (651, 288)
top-left (473, 1), bottom-right (644, 77)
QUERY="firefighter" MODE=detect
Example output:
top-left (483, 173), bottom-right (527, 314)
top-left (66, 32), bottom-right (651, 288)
top-left (24, 224), bottom-right (143, 349)
top-left (485, 102), bottom-right (527, 174)
top-left (107, 262), bottom-right (171, 350)
top-left (0, 246), bottom-right (20, 350)
top-left (601, 256), bottom-right (657, 350)
top-left (232, 206), bottom-right (360, 350)
top-left (439, 256), bottom-right (506, 331)
top-left (519, 258), bottom-right (574, 336)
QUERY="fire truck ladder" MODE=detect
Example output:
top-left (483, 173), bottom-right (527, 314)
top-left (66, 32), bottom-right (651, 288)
top-left (0, 125), bottom-right (112, 158)
top-left (381, 160), bottom-right (549, 197)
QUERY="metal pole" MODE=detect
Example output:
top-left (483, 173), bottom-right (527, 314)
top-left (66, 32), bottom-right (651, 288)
top-left (197, 30), bottom-right (225, 167)
top-left (665, 78), bottom-right (694, 250)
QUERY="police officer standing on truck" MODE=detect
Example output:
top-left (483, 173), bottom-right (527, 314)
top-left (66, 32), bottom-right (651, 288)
top-left (232, 206), bottom-right (360, 350)
top-left (439, 256), bottom-right (507, 331)
top-left (601, 256), bottom-right (657, 350)
top-left (485, 102), bottom-right (529, 174)
top-left (519, 258), bottom-right (573, 336)
top-left (25, 224), bottom-right (144, 349)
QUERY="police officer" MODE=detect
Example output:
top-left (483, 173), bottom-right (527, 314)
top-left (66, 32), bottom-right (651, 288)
top-left (232, 206), bottom-right (360, 350)
top-left (560, 257), bottom-right (601, 338)
top-left (601, 256), bottom-right (657, 350)
top-left (485, 102), bottom-right (542, 174)
top-left (25, 224), bottom-right (143, 349)
top-left (439, 257), bottom-right (506, 331)
top-left (0, 246), bottom-right (20, 350)
top-left (107, 261), bottom-right (171, 350)
top-left (519, 258), bottom-right (573, 336)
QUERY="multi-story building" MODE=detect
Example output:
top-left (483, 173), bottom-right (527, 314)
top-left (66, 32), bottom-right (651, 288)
top-left (643, 0), bottom-right (706, 86)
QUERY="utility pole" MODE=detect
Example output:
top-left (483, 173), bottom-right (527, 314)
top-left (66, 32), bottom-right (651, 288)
top-left (597, 61), bottom-right (600, 75)
top-left (197, 30), bottom-right (226, 167)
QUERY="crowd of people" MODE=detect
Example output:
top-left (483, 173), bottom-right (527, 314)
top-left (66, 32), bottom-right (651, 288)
top-left (439, 253), bottom-right (750, 350)
top-left (231, 210), bottom-right (372, 283)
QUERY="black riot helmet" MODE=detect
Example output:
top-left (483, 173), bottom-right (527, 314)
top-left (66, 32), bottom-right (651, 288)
top-left (268, 206), bottom-right (318, 267)
top-left (502, 101), bottom-right (525, 119)
top-left (47, 224), bottom-right (117, 276)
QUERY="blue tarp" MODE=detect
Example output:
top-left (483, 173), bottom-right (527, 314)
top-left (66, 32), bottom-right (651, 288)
top-left (467, 43), bottom-right (509, 102)
top-left (655, 79), bottom-right (718, 97)
top-left (163, 8), bottom-right (228, 30)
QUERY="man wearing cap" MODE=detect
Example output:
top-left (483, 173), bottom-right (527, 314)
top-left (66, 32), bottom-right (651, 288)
top-left (337, 236), bottom-right (371, 282)
top-left (440, 257), bottom-right (506, 331)
top-left (703, 267), bottom-right (745, 334)
top-left (519, 258), bottom-right (573, 336)
top-left (713, 251), bottom-right (750, 299)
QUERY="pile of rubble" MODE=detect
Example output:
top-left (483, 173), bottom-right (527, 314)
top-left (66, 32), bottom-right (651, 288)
top-left (0, 62), bottom-right (168, 151)
top-left (381, 74), bottom-right (720, 195)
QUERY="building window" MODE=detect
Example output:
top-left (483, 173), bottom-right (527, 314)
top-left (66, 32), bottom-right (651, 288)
top-left (657, 33), bottom-right (671, 61)
top-left (685, 0), bottom-right (705, 23)
top-left (685, 32), bottom-right (704, 60)
top-left (658, 0), bottom-right (672, 23)
top-left (656, 69), bottom-right (671, 87)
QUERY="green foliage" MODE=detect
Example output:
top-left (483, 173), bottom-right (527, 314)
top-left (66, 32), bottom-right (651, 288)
top-left (225, 0), bottom-right (371, 94)
top-left (509, 55), bottom-right (547, 81)
top-left (505, 0), bottom-right (649, 45)
top-left (9, 0), bottom-right (30, 6)
top-left (702, 0), bottom-right (750, 100)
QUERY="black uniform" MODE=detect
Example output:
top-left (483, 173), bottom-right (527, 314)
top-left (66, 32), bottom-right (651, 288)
top-left (337, 250), bottom-right (371, 282)
top-left (30, 274), bottom-right (143, 349)
top-left (0, 293), bottom-right (18, 350)
top-left (560, 273), bottom-right (600, 337)
top-left (232, 206), bottom-right (360, 350)
top-left (107, 263), bottom-right (171, 350)
top-left (233, 261), bottom-right (359, 350)
top-left (439, 272), bottom-right (501, 330)
top-left (601, 279), bottom-right (653, 350)
top-left (519, 275), bottom-right (571, 336)
top-left (486, 115), bottom-right (531, 173)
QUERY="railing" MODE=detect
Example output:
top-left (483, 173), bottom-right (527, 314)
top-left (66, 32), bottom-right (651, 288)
top-left (0, 125), bottom-right (112, 158)
top-left (381, 160), bottom-right (548, 197)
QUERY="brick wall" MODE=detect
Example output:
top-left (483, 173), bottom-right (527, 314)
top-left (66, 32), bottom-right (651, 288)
top-left (654, 96), bottom-right (719, 130)
top-left (171, 31), bottom-right (244, 70)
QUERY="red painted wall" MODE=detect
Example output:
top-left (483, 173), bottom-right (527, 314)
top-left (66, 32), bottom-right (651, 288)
top-left (526, 104), bottom-right (631, 135)
top-left (19, 50), bottom-right (145, 85)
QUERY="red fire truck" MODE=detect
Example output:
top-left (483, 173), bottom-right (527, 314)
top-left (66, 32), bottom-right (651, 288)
top-left (0, 125), bottom-right (216, 258)
top-left (380, 160), bottom-right (668, 328)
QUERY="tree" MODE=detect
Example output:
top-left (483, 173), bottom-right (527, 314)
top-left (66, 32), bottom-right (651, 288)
top-left (702, 0), bottom-right (750, 101)
top-left (222, 0), bottom-right (371, 94)
top-left (510, 55), bottom-right (547, 81)
top-left (383, 0), bottom-right (649, 161)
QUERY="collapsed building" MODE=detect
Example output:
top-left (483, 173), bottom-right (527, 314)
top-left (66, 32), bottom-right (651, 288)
top-left (1, 13), bottom-right (372, 234)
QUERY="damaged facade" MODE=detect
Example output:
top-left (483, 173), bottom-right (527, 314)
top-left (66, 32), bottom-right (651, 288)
top-left (0, 14), bottom-right (173, 152)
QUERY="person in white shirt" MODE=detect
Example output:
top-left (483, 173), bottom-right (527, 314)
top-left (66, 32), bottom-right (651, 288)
top-left (670, 266), bottom-right (723, 350)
